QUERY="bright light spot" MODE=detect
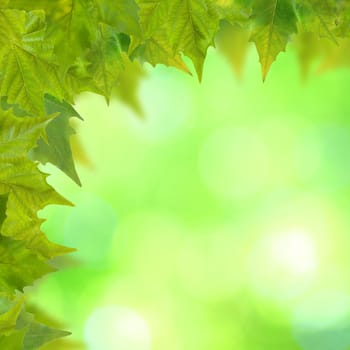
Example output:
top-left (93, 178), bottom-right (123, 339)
top-left (84, 306), bottom-right (151, 350)
top-left (249, 229), bottom-right (319, 301)
top-left (270, 230), bottom-right (317, 275)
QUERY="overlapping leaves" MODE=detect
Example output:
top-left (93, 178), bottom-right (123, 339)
top-left (0, 0), bottom-right (350, 349)
top-left (3, 0), bottom-right (350, 86)
top-left (0, 297), bottom-right (70, 349)
top-left (0, 106), bottom-right (75, 348)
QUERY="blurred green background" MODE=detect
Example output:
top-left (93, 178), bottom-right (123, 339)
top-left (32, 46), bottom-right (350, 349)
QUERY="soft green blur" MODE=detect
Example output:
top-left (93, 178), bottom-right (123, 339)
top-left (34, 47), bottom-right (350, 350)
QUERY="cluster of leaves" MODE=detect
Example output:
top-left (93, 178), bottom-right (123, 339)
top-left (0, 0), bottom-right (349, 348)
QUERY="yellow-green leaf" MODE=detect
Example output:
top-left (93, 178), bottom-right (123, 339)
top-left (250, 0), bottom-right (298, 80)
top-left (0, 9), bottom-right (66, 115)
top-left (0, 108), bottom-right (73, 258)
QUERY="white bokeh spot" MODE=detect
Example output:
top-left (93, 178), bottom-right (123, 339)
top-left (270, 230), bottom-right (318, 275)
top-left (84, 306), bottom-right (151, 350)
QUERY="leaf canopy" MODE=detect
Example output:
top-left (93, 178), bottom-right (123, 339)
top-left (0, 0), bottom-right (350, 348)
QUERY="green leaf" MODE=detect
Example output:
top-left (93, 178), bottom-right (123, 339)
top-left (0, 192), bottom-right (54, 297)
top-left (88, 23), bottom-right (124, 101)
top-left (22, 318), bottom-right (71, 350)
top-left (0, 307), bottom-right (71, 350)
top-left (0, 9), bottom-right (66, 115)
top-left (47, 0), bottom-right (100, 71)
top-left (296, 0), bottom-right (339, 44)
top-left (96, 0), bottom-right (141, 36)
top-left (129, 0), bottom-right (191, 73)
top-left (250, 0), bottom-right (298, 80)
top-left (0, 297), bottom-right (24, 336)
top-left (130, 33), bottom-right (191, 74)
top-left (134, 0), bottom-right (166, 38)
top-left (134, 0), bottom-right (220, 79)
top-left (167, 0), bottom-right (221, 80)
top-left (0, 237), bottom-right (54, 296)
top-left (0, 108), bottom-right (73, 258)
top-left (31, 95), bottom-right (83, 186)
top-left (0, 97), bottom-right (31, 117)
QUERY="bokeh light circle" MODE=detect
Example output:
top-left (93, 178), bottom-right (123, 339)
top-left (84, 305), bottom-right (151, 350)
top-left (249, 228), bottom-right (319, 301)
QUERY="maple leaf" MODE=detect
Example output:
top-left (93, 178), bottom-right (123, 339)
top-left (167, 0), bottom-right (221, 80)
top-left (130, 32), bottom-right (191, 74)
top-left (46, 0), bottom-right (100, 70)
top-left (134, 0), bottom-right (220, 79)
top-left (0, 9), bottom-right (66, 115)
top-left (250, 0), bottom-right (298, 80)
top-left (0, 297), bottom-right (24, 336)
top-left (31, 95), bottom-right (83, 186)
top-left (0, 184), bottom-right (61, 300)
top-left (20, 311), bottom-right (71, 350)
top-left (296, 0), bottom-right (339, 44)
top-left (0, 107), bottom-right (73, 258)
top-left (0, 235), bottom-right (54, 296)
top-left (96, 0), bottom-right (141, 37)
top-left (87, 23), bottom-right (125, 100)
top-left (130, 0), bottom-right (190, 72)
top-left (0, 305), bottom-right (70, 349)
